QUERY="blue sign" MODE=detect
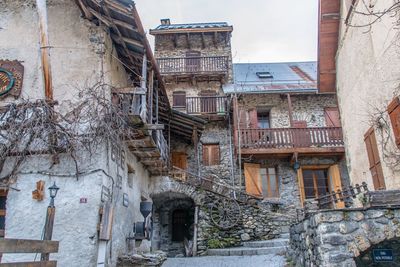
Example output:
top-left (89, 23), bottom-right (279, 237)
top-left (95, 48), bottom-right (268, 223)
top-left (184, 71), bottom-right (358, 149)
top-left (373, 249), bottom-right (394, 262)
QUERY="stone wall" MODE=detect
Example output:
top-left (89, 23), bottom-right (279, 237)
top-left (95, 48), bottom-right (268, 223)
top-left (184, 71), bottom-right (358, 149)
top-left (290, 208), bottom-right (400, 267)
top-left (238, 94), bottom-right (338, 128)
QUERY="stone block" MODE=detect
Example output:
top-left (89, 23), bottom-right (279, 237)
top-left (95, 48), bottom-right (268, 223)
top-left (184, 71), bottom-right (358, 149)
top-left (329, 252), bottom-right (353, 263)
top-left (315, 211), bottom-right (344, 223)
top-left (339, 222), bottom-right (359, 234)
top-left (322, 234), bottom-right (347, 246)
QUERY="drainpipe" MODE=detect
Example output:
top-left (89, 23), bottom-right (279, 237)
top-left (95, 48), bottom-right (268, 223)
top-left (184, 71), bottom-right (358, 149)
top-left (287, 94), bottom-right (294, 127)
top-left (36, 0), bottom-right (53, 101)
top-left (193, 205), bottom-right (199, 256)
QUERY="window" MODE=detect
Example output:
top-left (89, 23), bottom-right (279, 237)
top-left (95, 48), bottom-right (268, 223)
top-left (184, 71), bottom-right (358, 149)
top-left (256, 72), bottom-right (273, 79)
top-left (302, 169), bottom-right (330, 199)
top-left (173, 91), bottom-right (186, 108)
top-left (257, 112), bottom-right (270, 129)
top-left (387, 97), bottom-right (400, 148)
top-left (244, 163), bottom-right (280, 198)
top-left (172, 152), bottom-right (188, 170)
top-left (202, 144), bottom-right (220, 166)
top-left (185, 51), bottom-right (201, 72)
top-left (260, 167), bottom-right (279, 198)
top-left (364, 127), bottom-right (386, 190)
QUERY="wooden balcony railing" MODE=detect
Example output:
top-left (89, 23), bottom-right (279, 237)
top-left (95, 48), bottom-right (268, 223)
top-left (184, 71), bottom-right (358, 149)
top-left (112, 88), bottom-right (147, 123)
top-left (185, 96), bottom-right (228, 115)
top-left (239, 127), bottom-right (344, 149)
top-left (157, 56), bottom-right (229, 75)
top-left (152, 129), bottom-right (169, 163)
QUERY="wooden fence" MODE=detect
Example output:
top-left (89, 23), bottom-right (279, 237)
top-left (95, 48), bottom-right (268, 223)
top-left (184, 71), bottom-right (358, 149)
top-left (0, 238), bottom-right (59, 267)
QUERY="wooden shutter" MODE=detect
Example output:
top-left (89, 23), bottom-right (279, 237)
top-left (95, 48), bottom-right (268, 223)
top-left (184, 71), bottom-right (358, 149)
top-left (248, 109), bottom-right (258, 128)
top-left (238, 108), bottom-right (248, 129)
top-left (172, 152), bottom-right (187, 170)
top-left (324, 107), bottom-right (341, 127)
top-left (202, 144), bottom-right (220, 166)
top-left (387, 97), bottom-right (400, 147)
top-left (244, 163), bottom-right (262, 197)
top-left (173, 91), bottom-right (186, 107)
top-left (297, 169), bottom-right (306, 207)
top-left (364, 127), bottom-right (386, 190)
top-left (328, 164), bottom-right (344, 208)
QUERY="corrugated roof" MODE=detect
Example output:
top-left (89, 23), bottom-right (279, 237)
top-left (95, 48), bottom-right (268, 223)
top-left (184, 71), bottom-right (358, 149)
top-left (224, 62), bottom-right (318, 94)
top-left (154, 22), bottom-right (230, 30)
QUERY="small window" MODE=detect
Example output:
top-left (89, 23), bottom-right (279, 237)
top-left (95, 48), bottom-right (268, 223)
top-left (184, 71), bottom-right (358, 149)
top-left (173, 91), bottom-right (186, 108)
top-left (256, 72), bottom-right (273, 79)
top-left (202, 144), bottom-right (220, 166)
top-left (257, 112), bottom-right (270, 129)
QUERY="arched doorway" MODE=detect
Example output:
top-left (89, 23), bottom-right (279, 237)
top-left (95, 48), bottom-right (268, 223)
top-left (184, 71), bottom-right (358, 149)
top-left (151, 192), bottom-right (195, 257)
top-left (355, 238), bottom-right (400, 266)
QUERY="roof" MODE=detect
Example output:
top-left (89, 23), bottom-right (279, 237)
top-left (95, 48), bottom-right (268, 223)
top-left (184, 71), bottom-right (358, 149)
top-left (224, 62), bottom-right (318, 94)
top-left (150, 21), bottom-right (233, 35)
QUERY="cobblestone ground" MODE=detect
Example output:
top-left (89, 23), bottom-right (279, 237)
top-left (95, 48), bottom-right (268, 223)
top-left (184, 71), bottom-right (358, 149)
top-left (162, 255), bottom-right (286, 267)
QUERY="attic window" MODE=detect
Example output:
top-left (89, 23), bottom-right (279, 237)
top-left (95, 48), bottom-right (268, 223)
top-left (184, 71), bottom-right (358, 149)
top-left (256, 72), bottom-right (273, 79)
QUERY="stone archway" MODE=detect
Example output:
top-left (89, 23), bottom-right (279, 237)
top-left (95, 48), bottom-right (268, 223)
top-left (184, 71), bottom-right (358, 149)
top-left (151, 191), bottom-right (196, 257)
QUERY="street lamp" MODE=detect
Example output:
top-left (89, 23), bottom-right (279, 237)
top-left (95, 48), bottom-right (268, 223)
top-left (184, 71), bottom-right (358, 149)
top-left (41, 182), bottom-right (59, 261)
top-left (48, 182), bottom-right (59, 207)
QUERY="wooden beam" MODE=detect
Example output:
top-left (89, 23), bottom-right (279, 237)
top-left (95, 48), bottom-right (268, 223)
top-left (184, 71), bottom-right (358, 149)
top-left (201, 32), bottom-right (206, 49)
top-left (87, 6), bottom-right (112, 27)
top-left (36, 0), bottom-right (53, 101)
top-left (213, 32), bottom-right (218, 48)
top-left (0, 239), bottom-right (59, 254)
top-left (240, 147), bottom-right (345, 155)
top-left (0, 261), bottom-right (57, 267)
top-left (186, 32), bottom-right (191, 49)
top-left (287, 94), bottom-right (294, 127)
top-left (75, 0), bottom-right (93, 19)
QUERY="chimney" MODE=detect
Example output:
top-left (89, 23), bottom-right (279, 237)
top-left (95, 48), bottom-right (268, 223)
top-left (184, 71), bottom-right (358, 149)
top-left (160, 19), bottom-right (171, 25)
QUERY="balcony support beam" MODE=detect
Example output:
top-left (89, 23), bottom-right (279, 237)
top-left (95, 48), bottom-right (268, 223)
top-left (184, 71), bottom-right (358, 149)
top-left (287, 94), bottom-right (294, 127)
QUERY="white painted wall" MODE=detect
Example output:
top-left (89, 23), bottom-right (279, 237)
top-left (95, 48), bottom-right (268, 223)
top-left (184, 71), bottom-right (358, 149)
top-left (0, 1), bottom-right (155, 266)
top-left (337, 0), bottom-right (400, 189)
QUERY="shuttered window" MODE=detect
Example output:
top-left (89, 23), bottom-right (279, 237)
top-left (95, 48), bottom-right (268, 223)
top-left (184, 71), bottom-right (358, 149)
top-left (387, 97), bottom-right (400, 148)
top-left (173, 91), bottom-right (186, 108)
top-left (172, 152), bottom-right (188, 170)
top-left (202, 144), bottom-right (220, 166)
top-left (244, 163), bottom-right (279, 198)
top-left (364, 127), bottom-right (386, 190)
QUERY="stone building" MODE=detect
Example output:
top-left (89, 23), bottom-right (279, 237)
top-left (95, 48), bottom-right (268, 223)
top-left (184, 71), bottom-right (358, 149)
top-left (227, 62), bottom-right (349, 217)
top-left (289, 1), bottom-right (400, 266)
top-left (0, 0), bottom-right (202, 266)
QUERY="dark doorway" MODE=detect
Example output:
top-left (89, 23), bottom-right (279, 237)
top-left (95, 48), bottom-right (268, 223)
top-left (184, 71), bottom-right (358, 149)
top-left (172, 209), bottom-right (189, 242)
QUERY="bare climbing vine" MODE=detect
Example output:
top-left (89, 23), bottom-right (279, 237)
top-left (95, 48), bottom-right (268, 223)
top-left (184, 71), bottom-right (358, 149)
top-left (0, 82), bottom-right (143, 184)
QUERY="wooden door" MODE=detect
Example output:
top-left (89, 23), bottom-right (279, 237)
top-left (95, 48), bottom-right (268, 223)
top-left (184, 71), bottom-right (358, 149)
top-left (172, 209), bottom-right (188, 242)
top-left (364, 127), bottom-right (386, 190)
top-left (244, 163), bottom-right (262, 197)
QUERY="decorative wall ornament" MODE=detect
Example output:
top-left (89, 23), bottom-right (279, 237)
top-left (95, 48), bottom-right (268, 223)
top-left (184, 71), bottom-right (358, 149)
top-left (0, 60), bottom-right (24, 98)
top-left (32, 180), bottom-right (45, 201)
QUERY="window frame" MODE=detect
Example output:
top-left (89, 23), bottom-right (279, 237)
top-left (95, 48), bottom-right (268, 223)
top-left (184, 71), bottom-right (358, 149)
top-left (202, 143), bottom-right (220, 166)
top-left (257, 111), bottom-right (270, 129)
top-left (172, 91), bottom-right (187, 108)
top-left (260, 166), bottom-right (279, 198)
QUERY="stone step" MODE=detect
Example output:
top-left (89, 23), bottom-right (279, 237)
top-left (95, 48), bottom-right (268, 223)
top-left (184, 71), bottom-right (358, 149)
top-left (280, 233), bottom-right (290, 239)
top-left (243, 239), bottom-right (289, 248)
top-left (207, 245), bottom-right (288, 256)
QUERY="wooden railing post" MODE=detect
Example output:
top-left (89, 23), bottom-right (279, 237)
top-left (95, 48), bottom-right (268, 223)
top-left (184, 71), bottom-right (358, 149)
top-left (41, 206), bottom-right (55, 261)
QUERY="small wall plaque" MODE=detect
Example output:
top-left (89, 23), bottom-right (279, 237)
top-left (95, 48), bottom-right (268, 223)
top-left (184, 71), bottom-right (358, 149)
top-left (0, 60), bottom-right (24, 98)
top-left (80, 197), bottom-right (88, 203)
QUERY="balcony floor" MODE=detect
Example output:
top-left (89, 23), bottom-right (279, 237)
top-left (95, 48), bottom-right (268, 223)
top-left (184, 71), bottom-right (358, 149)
top-left (239, 146), bottom-right (345, 157)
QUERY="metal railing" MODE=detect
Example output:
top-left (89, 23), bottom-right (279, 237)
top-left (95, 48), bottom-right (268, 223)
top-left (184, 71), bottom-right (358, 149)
top-left (157, 56), bottom-right (229, 74)
top-left (185, 96), bottom-right (228, 115)
top-left (239, 127), bottom-right (344, 149)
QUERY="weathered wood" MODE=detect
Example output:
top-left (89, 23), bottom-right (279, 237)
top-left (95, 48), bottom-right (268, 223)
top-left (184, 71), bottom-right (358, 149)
top-left (0, 261), bottom-right (57, 267)
top-left (36, 0), bottom-right (53, 101)
top-left (287, 94), bottom-right (294, 127)
top-left (157, 56), bottom-right (229, 74)
top-left (99, 202), bottom-right (114, 240)
top-left (41, 207), bottom-right (55, 261)
top-left (368, 190), bottom-right (400, 207)
top-left (0, 239), bottom-right (59, 254)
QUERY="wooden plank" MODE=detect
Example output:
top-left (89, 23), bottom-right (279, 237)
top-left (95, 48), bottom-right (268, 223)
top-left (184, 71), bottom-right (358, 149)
top-left (99, 203), bottom-right (114, 240)
top-left (0, 239), bottom-right (59, 254)
top-left (0, 261), bottom-right (57, 267)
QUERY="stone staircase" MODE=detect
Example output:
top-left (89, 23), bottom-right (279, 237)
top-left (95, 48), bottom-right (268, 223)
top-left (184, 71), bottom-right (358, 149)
top-left (207, 233), bottom-right (289, 256)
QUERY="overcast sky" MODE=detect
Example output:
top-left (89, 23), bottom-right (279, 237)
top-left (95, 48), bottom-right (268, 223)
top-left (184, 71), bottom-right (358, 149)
top-left (134, 0), bottom-right (319, 63)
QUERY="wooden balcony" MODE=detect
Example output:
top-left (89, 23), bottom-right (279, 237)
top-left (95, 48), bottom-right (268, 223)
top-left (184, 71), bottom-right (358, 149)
top-left (185, 96), bottom-right (228, 116)
top-left (157, 56), bottom-right (229, 79)
top-left (112, 89), bottom-right (169, 175)
top-left (238, 127), bottom-right (345, 156)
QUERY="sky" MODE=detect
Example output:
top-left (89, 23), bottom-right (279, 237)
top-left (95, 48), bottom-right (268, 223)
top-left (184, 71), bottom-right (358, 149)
top-left (134, 0), bottom-right (319, 63)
